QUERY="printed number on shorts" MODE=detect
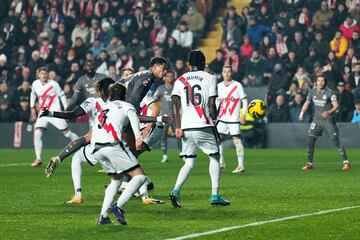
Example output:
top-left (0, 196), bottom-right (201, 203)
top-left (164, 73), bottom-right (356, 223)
top-left (310, 122), bottom-right (316, 130)
top-left (184, 84), bottom-right (202, 106)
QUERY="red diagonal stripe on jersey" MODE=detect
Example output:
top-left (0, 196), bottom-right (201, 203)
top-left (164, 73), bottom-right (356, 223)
top-left (218, 85), bottom-right (238, 118)
top-left (228, 98), bottom-right (240, 116)
top-left (96, 102), bottom-right (119, 141)
top-left (178, 76), bottom-right (210, 124)
top-left (45, 95), bottom-right (56, 109)
top-left (40, 85), bottom-right (54, 109)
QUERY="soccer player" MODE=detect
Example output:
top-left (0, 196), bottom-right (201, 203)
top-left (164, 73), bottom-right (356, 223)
top-left (299, 75), bottom-right (350, 171)
top-left (42, 83), bottom-right (150, 225)
top-left (169, 50), bottom-right (230, 208)
top-left (30, 67), bottom-right (79, 167)
top-left (216, 65), bottom-right (248, 173)
top-left (154, 70), bottom-right (181, 163)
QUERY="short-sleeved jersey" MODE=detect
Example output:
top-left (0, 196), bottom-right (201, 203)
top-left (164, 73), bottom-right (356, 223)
top-left (217, 80), bottom-right (247, 122)
top-left (74, 73), bottom-right (106, 100)
top-left (31, 79), bottom-right (64, 111)
top-left (80, 98), bottom-right (137, 144)
top-left (306, 87), bottom-right (337, 121)
top-left (119, 70), bottom-right (157, 113)
top-left (79, 97), bottom-right (107, 128)
top-left (171, 71), bottom-right (217, 130)
top-left (154, 84), bottom-right (173, 116)
top-left (139, 93), bottom-right (156, 129)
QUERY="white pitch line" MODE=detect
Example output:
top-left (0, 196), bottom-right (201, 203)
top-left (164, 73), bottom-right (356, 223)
top-left (165, 205), bottom-right (360, 240)
top-left (0, 163), bottom-right (30, 167)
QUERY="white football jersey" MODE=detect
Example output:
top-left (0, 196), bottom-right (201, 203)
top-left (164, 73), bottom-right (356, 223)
top-left (81, 98), bottom-right (137, 144)
top-left (31, 80), bottom-right (65, 111)
top-left (139, 93), bottom-right (156, 129)
top-left (217, 80), bottom-right (247, 122)
top-left (80, 97), bottom-right (107, 128)
top-left (172, 71), bottom-right (217, 129)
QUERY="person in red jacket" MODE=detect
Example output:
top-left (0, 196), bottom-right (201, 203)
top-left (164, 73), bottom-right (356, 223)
top-left (339, 17), bottom-right (360, 41)
top-left (240, 35), bottom-right (253, 60)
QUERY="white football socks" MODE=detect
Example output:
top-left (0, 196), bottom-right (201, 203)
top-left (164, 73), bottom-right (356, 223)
top-left (71, 153), bottom-right (82, 197)
top-left (209, 156), bottom-right (220, 195)
top-left (101, 179), bottom-right (121, 218)
top-left (117, 175), bottom-right (147, 209)
top-left (219, 143), bottom-right (225, 167)
top-left (174, 158), bottom-right (196, 190)
top-left (234, 139), bottom-right (244, 169)
top-left (139, 182), bottom-right (149, 201)
top-left (34, 129), bottom-right (43, 160)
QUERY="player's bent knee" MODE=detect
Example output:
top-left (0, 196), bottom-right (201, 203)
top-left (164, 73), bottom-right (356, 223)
top-left (127, 166), bottom-right (146, 177)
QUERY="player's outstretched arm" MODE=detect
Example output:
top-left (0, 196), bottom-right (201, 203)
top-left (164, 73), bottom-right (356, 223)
top-left (299, 100), bottom-right (310, 121)
top-left (39, 106), bottom-right (86, 119)
top-left (138, 115), bottom-right (172, 124)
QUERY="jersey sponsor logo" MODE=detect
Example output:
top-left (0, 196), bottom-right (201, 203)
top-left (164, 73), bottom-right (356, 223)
top-left (95, 102), bottom-right (119, 141)
top-left (218, 85), bottom-right (239, 118)
top-left (178, 76), bottom-right (210, 124)
top-left (313, 99), bottom-right (326, 107)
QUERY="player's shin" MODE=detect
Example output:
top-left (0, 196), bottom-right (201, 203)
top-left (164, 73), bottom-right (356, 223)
top-left (34, 129), bottom-right (43, 160)
top-left (306, 136), bottom-right (317, 164)
top-left (174, 158), bottom-right (196, 191)
top-left (209, 154), bottom-right (220, 195)
top-left (234, 139), bottom-right (244, 169)
top-left (101, 179), bottom-right (121, 218)
top-left (116, 175), bottom-right (147, 208)
top-left (219, 143), bottom-right (225, 168)
top-left (71, 154), bottom-right (82, 197)
top-left (58, 136), bottom-right (87, 161)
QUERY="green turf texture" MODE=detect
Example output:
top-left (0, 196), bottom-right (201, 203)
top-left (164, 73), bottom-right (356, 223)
top-left (0, 148), bottom-right (359, 240)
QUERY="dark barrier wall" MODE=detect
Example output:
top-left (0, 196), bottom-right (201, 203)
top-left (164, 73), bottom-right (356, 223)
top-left (0, 122), bottom-right (359, 149)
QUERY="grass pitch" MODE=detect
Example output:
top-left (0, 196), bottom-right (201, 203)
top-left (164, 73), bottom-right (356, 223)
top-left (0, 148), bottom-right (359, 240)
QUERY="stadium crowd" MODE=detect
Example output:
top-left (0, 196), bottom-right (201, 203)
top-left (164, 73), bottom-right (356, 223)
top-left (0, 0), bottom-right (359, 124)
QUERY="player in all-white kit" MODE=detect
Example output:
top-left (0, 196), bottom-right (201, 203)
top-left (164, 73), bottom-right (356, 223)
top-left (41, 83), bottom-right (153, 225)
top-left (216, 65), bottom-right (248, 173)
top-left (30, 67), bottom-right (78, 168)
top-left (169, 50), bottom-right (230, 208)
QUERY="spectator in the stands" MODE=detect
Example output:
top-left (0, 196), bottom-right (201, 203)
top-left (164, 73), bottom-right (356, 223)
top-left (349, 63), bottom-right (360, 90)
top-left (289, 31), bottom-right (308, 64)
top-left (0, 81), bottom-right (14, 107)
top-left (289, 93), bottom-right (311, 122)
top-left (180, 6), bottom-right (205, 42)
top-left (150, 20), bottom-right (168, 47)
top-left (268, 63), bottom-right (289, 102)
top-left (0, 98), bottom-right (15, 122)
top-left (246, 17), bottom-right (270, 46)
top-left (339, 17), bottom-right (360, 41)
top-left (256, 4), bottom-right (274, 27)
top-left (222, 18), bottom-right (243, 47)
top-left (313, 1), bottom-right (334, 30)
top-left (292, 67), bottom-right (312, 90)
top-left (106, 36), bottom-right (125, 61)
top-left (174, 59), bottom-right (187, 77)
top-left (224, 47), bottom-right (240, 76)
top-left (349, 30), bottom-right (360, 53)
top-left (222, 6), bottom-right (245, 31)
top-left (351, 99), bottom-right (360, 123)
top-left (336, 81), bottom-right (354, 122)
top-left (15, 96), bottom-right (30, 122)
top-left (166, 9), bottom-right (181, 33)
top-left (209, 49), bottom-right (225, 81)
top-left (330, 30), bottom-right (348, 58)
top-left (243, 50), bottom-right (265, 86)
top-left (171, 20), bottom-right (193, 56)
top-left (163, 37), bottom-right (185, 66)
top-left (303, 48), bottom-right (320, 74)
top-left (309, 31), bottom-right (329, 60)
top-left (275, 32), bottom-right (288, 59)
top-left (240, 35), bottom-right (253, 60)
top-left (267, 94), bottom-right (289, 123)
top-left (334, 3), bottom-right (349, 27)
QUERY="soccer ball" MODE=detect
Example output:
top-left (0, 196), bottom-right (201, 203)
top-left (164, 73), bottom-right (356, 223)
top-left (247, 99), bottom-right (267, 119)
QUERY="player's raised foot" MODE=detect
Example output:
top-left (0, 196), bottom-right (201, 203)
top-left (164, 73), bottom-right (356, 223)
top-left (302, 163), bottom-right (313, 171)
top-left (211, 195), bottom-right (230, 206)
top-left (161, 155), bottom-right (168, 163)
top-left (232, 166), bottom-right (245, 173)
top-left (31, 159), bottom-right (43, 168)
top-left (97, 215), bottom-right (112, 224)
top-left (343, 162), bottom-right (351, 171)
top-left (66, 196), bottom-right (84, 204)
top-left (143, 197), bottom-right (165, 205)
top-left (169, 189), bottom-right (181, 208)
top-left (44, 157), bottom-right (60, 177)
top-left (111, 204), bottom-right (127, 225)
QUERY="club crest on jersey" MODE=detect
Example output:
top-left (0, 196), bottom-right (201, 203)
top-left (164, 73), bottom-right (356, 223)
top-left (143, 79), bottom-right (150, 86)
top-left (323, 95), bottom-right (327, 100)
